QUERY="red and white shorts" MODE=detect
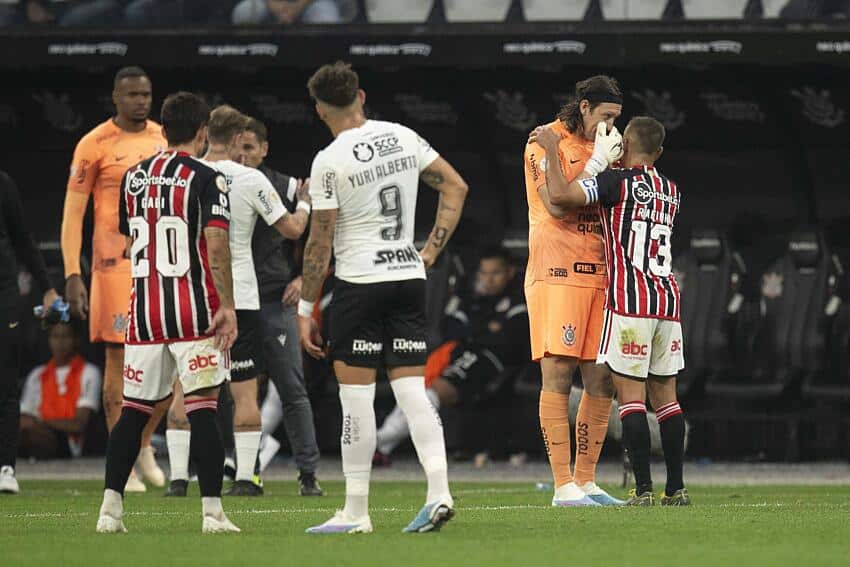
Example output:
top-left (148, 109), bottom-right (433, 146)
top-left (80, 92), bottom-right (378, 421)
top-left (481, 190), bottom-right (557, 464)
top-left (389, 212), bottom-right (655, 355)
top-left (123, 336), bottom-right (230, 402)
top-left (596, 310), bottom-right (684, 380)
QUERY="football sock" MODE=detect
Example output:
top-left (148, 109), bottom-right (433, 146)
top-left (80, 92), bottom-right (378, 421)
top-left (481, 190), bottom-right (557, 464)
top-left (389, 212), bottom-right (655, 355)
top-left (573, 392), bottom-right (613, 485)
top-left (619, 400), bottom-right (652, 495)
top-left (656, 402), bottom-right (685, 495)
top-left (104, 402), bottom-right (151, 495)
top-left (215, 387), bottom-right (235, 455)
top-left (166, 429), bottom-right (191, 482)
top-left (339, 383), bottom-right (376, 518)
top-left (375, 388), bottom-right (440, 456)
top-left (539, 391), bottom-right (572, 488)
top-left (186, 398), bottom-right (223, 498)
top-left (390, 377), bottom-right (451, 505)
top-left (234, 431), bottom-right (262, 482)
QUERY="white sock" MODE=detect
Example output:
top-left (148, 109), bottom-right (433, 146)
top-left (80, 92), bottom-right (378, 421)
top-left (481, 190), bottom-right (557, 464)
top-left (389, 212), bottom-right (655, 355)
top-left (234, 431), bottom-right (262, 481)
top-left (166, 429), bottom-right (190, 482)
top-left (390, 377), bottom-right (451, 505)
top-left (202, 496), bottom-right (223, 518)
top-left (261, 382), bottom-right (284, 436)
top-left (100, 488), bottom-right (123, 518)
top-left (339, 383), bottom-right (376, 519)
top-left (376, 404), bottom-right (409, 455)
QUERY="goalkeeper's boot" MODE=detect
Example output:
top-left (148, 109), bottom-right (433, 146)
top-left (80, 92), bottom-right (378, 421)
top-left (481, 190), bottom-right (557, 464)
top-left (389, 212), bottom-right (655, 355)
top-left (552, 481), bottom-right (601, 507)
top-left (403, 497), bottom-right (455, 533)
top-left (660, 488), bottom-right (691, 506)
top-left (579, 481), bottom-right (625, 506)
top-left (624, 489), bottom-right (654, 506)
top-left (306, 510), bottom-right (373, 534)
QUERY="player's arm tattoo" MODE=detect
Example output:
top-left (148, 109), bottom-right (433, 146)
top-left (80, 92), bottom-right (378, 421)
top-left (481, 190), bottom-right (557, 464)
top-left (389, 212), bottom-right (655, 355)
top-left (203, 227), bottom-right (235, 309)
top-left (275, 208), bottom-right (310, 240)
top-left (420, 157), bottom-right (469, 257)
top-left (300, 209), bottom-right (337, 303)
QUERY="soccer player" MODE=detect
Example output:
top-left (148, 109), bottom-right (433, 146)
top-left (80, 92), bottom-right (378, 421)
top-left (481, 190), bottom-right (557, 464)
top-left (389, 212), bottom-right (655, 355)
top-left (61, 66), bottom-right (167, 492)
top-left (298, 61), bottom-right (468, 534)
top-left (164, 106), bottom-right (311, 497)
top-left (96, 92), bottom-right (240, 534)
top-left (239, 117), bottom-right (323, 496)
top-left (530, 116), bottom-right (689, 506)
top-left (523, 76), bottom-right (625, 506)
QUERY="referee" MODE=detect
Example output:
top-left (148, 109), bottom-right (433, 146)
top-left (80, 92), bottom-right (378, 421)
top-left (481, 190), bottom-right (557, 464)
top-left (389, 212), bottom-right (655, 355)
top-left (0, 170), bottom-right (61, 494)
top-left (240, 118), bottom-right (322, 496)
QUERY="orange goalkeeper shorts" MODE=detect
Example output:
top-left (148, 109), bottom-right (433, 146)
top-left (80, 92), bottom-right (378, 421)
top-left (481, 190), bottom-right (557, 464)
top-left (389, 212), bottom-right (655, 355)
top-left (525, 281), bottom-right (605, 362)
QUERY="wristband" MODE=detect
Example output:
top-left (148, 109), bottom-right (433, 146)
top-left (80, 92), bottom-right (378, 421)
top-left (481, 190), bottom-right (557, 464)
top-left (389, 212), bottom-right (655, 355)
top-left (583, 154), bottom-right (607, 177)
top-left (297, 299), bottom-right (315, 318)
top-left (297, 201), bottom-right (311, 214)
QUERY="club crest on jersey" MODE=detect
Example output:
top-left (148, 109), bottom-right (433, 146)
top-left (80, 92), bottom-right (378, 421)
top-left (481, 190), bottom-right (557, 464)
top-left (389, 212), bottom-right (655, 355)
top-left (112, 313), bottom-right (127, 333)
top-left (562, 324), bottom-right (576, 347)
top-left (353, 142), bottom-right (375, 162)
top-left (215, 175), bottom-right (230, 193)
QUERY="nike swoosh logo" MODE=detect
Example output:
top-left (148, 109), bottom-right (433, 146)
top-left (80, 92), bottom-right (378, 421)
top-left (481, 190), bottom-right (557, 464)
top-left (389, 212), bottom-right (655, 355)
top-left (570, 159), bottom-right (581, 164)
top-left (8, 321), bottom-right (18, 328)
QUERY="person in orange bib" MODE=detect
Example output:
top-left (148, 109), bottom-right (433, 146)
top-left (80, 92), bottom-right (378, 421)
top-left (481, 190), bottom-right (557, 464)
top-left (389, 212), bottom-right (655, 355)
top-left (61, 66), bottom-right (168, 492)
top-left (523, 76), bottom-right (624, 506)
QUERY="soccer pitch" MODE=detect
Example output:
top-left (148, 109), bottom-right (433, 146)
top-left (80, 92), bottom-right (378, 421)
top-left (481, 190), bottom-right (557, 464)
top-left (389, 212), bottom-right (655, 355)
top-left (3, 481), bottom-right (849, 566)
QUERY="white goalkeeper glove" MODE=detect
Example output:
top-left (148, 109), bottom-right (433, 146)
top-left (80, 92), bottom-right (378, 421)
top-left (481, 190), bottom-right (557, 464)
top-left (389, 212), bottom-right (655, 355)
top-left (583, 122), bottom-right (623, 177)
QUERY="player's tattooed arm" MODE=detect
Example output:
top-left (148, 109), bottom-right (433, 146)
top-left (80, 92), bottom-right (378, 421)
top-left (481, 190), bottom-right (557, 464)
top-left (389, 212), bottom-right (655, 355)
top-left (204, 227), bottom-right (235, 309)
top-left (300, 208), bottom-right (337, 303)
top-left (274, 178), bottom-right (312, 240)
top-left (420, 157), bottom-right (469, 268)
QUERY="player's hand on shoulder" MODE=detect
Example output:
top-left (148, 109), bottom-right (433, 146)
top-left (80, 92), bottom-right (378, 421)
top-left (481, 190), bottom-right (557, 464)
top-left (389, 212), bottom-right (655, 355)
top-left (297, 314), bottom-right (325, 359)
top-left (528, 125), bottom-right (560, 152)
top-left (296, 178), bottom-right (312, 206)
top-left (207, 307), bottom-right (238, 351)
top-left (64, 274), bottom-right (89, 320)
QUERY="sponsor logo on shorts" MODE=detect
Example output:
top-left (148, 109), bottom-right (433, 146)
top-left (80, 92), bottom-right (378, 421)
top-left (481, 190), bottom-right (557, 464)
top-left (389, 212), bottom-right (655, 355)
top-left (671, 339), bottom-right (682, 353)
top-left (123, 364), bottom-right (143, 383)
top-left (562, 324), bottom-right (576, 347)
top-left (393, 338), bottom-right (427, 353)
top-left (621, 341), bottom-right (648, 357)
top-left (352, 339), bottom-right (382, 355)
top-left (188, 354), bottom-right (218, 372)
top-left (231, 359), bottom-right (255, 372)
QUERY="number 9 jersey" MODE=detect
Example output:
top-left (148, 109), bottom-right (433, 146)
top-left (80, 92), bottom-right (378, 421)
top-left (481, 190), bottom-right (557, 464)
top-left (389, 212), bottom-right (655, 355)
top-left (118, 150), bottom-right (231, 344)
top-left (308, 119), bottom-right (439, 284)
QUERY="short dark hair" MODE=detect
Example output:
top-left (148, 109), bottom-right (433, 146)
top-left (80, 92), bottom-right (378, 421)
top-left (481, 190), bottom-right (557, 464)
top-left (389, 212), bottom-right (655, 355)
top-left (479, 245), bottom-right (512, 266)
top-left (244, 117), bottom-right (268, 143)
top-left (208, 105), bottom-right (247, 145)
top-left (626, 116), bottom-right (665, 155)
top-left (160, 92), bottom-right (210, 146)
top-left (113, 66), bottom-right (149, 89)
top-left (558, 75), bottom-right (622, 134)
top-left (307, 61), bottom-right (359, 107)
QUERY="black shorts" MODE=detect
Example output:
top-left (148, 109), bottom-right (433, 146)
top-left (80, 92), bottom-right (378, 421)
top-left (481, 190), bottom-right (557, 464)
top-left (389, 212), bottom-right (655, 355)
top-left (328, 278), bottom-right (427, 368)
top-left (230, 309), bottom-right (266, 382)
top-left (441, 345), bottom-right (504, 405)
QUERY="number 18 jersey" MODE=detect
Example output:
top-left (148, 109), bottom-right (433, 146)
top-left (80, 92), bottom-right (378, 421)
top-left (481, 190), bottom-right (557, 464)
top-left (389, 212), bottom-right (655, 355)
top-left (119, 150), bottom-right (231, 344)
top-left (309, 119), bottom-right (439, 284)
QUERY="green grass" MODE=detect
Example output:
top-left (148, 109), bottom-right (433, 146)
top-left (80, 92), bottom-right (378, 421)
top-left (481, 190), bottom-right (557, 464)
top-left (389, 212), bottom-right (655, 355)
top-left (3, 481), bottom-right (850, 566)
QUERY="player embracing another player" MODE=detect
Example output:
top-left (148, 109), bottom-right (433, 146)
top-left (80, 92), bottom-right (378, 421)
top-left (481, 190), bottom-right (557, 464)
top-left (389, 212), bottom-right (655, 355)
top-left (529, 115), bottom-right (689, 506)
top-left (523, 76), bottom-right (624, 507)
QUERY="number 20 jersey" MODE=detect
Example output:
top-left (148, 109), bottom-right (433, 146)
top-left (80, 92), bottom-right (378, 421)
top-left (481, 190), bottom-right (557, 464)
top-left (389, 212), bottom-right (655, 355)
top-left (309, 119), bottom-right (439, 284)
top-left (588, 165), bottom-right (682, 321)
top-left (119, 150), bottom-right (231, 344)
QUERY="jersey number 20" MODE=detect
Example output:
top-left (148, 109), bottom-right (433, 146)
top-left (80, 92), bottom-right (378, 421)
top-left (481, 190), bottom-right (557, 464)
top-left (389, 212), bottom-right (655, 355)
top-left (129, 216), bottom-right (191, 278)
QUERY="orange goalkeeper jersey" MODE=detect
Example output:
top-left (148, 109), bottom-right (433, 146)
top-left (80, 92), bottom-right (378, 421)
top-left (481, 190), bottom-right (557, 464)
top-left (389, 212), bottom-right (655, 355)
top-left (523, 119), bottom-right (606, 290)
top-left (62, 119), bottom-right (165, 276)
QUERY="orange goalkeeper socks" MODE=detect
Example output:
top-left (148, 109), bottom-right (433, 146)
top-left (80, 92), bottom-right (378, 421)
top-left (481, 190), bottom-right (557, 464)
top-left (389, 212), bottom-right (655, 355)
top-left (539, 391), bottom-right (572, 488)
top-left (573, 392), bottom-right (613, 485)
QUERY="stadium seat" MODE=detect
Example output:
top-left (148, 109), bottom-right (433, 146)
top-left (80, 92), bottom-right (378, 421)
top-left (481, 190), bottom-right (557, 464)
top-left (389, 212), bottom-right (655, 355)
top-left (520, 0), bottom-right (592, 21)
top-left (444, 0), bottom-right (512, 22)
top-left (597, 0), bottom-right (669, 20)
top-left (681, 0), bottom-right (748, 19)
top-left (673, 229), bottom-right (747, 398)
top-left (364, 0), bottom-right (435, 23)
top-left (707, 229), bottom-right (837, 399)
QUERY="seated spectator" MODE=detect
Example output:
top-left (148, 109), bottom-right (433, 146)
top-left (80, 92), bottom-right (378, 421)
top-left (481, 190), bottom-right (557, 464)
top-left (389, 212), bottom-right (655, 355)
top-left (232, 0), bottom-right (347, 24)
top-left (18, 321), bottom-right (101, 459)
top-left (375, 246), bottom-right (529, 464)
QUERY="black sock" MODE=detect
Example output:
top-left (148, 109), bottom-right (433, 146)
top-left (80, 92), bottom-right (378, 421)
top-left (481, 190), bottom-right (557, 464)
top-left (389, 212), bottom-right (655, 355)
top-left (104, 405), bottom-right (150, 494)
top-left (215, 385), bottom-right (235, 455)
top-left (187, 405), bottom-right (224, 498)
top-left (657, 403), bottom-right (686, 496)
top-left (620, 403), bottom-right (652, 495)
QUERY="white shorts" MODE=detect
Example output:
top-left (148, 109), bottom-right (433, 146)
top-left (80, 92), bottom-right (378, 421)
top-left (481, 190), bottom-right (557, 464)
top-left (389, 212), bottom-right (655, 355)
top-left (123, 337), bottom-right (230, 402)
top-left (596, 310), bottom-right (685, 380)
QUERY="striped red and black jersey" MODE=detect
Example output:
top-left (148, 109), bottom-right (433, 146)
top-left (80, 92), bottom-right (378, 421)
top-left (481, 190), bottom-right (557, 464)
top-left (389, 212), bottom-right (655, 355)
top-left (118, 150), bottom-right (231, 344)
top-left (581, 165), bottom-right (682, 320)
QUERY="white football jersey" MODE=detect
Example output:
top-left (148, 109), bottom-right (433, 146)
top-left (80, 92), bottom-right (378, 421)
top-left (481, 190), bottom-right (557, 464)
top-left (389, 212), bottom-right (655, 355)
top-left (309, 120), bottom-right (439, 284)
top-left (202, 159), bottom-right (288, 310)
